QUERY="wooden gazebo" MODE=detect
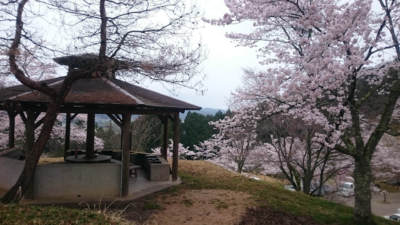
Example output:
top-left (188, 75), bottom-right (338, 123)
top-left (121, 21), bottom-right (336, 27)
top-left (0, 54), bottom-right (201, 197)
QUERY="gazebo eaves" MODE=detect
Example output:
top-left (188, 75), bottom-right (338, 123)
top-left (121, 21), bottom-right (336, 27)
top-left (0, 76), bottom-right (201, 113)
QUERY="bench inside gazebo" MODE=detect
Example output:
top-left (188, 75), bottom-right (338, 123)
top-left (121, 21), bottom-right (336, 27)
top-left (0, 54), bottom-right (201, 201)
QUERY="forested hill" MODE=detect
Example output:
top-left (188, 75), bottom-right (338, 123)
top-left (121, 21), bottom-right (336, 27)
top-left (180, 108), bottom-right (226, 120)
top-left (95, 107), bottom-right (225, 125)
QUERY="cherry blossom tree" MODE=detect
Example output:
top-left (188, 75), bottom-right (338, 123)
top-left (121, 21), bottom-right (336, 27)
top-left (371, 131), bottom-right (400, 182)
top-left (211, 0), bottom-right (400, 223)
top-left (198, 109), bottom-right (264, 173)
top-left (0, 112), bottom-right (24, 150)
top-left (193, 139), bottom-right (222, 160)
top-left (258, 115), bottom-right (352, 195)
top-left (151, 139), bottom-right (198, 159)
top-left (0, 112), bottom-right (104, 152)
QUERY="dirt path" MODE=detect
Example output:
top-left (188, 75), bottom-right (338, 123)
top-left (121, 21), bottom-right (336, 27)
top-left (330, 192), bottom-right (400, 216)
top-left (140, 189), bottom-right (253, 225)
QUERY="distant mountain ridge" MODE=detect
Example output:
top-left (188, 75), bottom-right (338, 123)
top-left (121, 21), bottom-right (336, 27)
top-left (180, 108), bottom-right (226, 120)
top-left (95, 107), bottom-right (225, 127)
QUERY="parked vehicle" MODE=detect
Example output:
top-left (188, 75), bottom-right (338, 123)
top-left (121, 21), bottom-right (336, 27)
top-left (384, 213), bottom-right (400, 222)
top-left (284, 185), bottom-right (296, 192)
top-left (310, 183), bottom-right (335, 196)
top-left (338, 182), bottom-right (354, 197)
top-left (250, 176), bottom-right (261, 181)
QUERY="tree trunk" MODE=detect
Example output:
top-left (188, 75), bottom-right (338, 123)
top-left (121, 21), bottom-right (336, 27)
top-left (1, 103), bottom-right (59, 203)
top-left (86, 112), bottom-right (95, 159)
top-left (237, 160), bottom-right (245, 173)
top-left (7, 111), bottom-right (16, 149)
top-left (64, 112), bottom-right (71, 159)
top-left (23, 111), bottom-right (35, 158)
top-left (302, 175), bottom-right (312, 194)
top-left (353, 155), bottom-right (375, 225)
top-left (23, 110), bottom-right (37, 199)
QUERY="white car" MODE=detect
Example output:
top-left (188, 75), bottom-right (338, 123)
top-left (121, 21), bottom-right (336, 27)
top-left (338, 182), bottom-right (354, 197)
top-left (384, 213), bottom-right (400, 222)
top-left (250, 176), bottom-right (261, 181)
top-left (284, 185), bottom-right (296, 192)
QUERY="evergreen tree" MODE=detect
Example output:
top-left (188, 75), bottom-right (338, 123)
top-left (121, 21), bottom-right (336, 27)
top-left (181, 111), bottom-right (227, 150)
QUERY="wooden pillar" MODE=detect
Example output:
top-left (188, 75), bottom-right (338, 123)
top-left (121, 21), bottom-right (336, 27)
top-left (172, 112), bottom-right (180, 181)
top-left (161, 116), bottom-right (168, 160)
top-left (129, 129), bottom-right (132, 151)
top-left (7, 110), bottom-right (16, 148)
top-left (64, 113), bottom-right (71, 159)
top-left (121, 112), bottom-right (131, 197)
top-left (86, 112), bottom-right (95, 159)
top-left (120, 129), bottom-right (123, 150)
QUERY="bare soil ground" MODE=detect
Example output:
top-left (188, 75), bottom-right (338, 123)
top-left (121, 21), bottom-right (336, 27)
top-left (124, 189), bottom-right (253, 225)
top-left (239, 207), bottom-right (322, 225)
top-left (329, 192), bottom-right (400, 216)
top-left (38, 157), bottom-right (65, 165)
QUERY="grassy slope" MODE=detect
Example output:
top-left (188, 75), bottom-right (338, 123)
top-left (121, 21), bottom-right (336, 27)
top-left (0, 160), bottom-right (396, 225)
top-left (177, 160), bottom-right (395, 225)
top-left (0, 204), bottom-right (119, 225)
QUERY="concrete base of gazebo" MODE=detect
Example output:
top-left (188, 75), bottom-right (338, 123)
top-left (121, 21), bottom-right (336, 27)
top-left (0, 156), bottom-right (180, 203)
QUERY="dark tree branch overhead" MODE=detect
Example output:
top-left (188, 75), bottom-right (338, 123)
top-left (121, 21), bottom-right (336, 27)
top-left (8, 0), bottom-right (56, 97)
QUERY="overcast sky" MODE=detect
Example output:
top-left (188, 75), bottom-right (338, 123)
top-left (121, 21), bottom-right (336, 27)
top-left (143, 0), bottom-right (262, 110)
top-left (1, 0), bottom-right (261, 110)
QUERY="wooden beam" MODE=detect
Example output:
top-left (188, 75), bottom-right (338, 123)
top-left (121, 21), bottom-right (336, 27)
top-left (115, 114), bottom-right (122, 121)
top-left (19, 112), bottom-right (27, 124)
top-left (13, 103), bottom-right (186, 115)
top-left (34, 116), bottom-right (45, 129)
top-left (33, 111), bottom-right (41, 119)
top-left (86, 112), bottom-right (95, 159)
top-left (121, 112), bottom-right (131, 197)
top-left (161, 116), bottom-right (168, 161)
top-left (107, 113), bottom-right (122, 127)
top-left (7, 110), bottom-right (16, 148)
top-left (107, 114), bottom-right (123, 149)
top-left (172, 112), bottom-right (180, 181)
top-left (70, 113), bottom-right (78, 120)
top-left (64, 113), bottom-right (71, 159)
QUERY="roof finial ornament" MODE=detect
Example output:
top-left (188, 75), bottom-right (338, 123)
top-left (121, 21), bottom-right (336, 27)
top-left (54, 54), bottom-right (128, 79)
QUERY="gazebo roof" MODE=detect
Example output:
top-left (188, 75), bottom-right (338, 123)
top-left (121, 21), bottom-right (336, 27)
top-left (0, 76), bottom-right (201, 114)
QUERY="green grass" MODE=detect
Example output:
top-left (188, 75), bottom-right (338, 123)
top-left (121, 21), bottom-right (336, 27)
top-left (142, 200), bottom-right (163, 210)
top-left (0, 204), bottom-right (118, 225)
top-left (0, 160), bottom-right (397, 225)
top-left (177, 160), bottom-right (396, 225)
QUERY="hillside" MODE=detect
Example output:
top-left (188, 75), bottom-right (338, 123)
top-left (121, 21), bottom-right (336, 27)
top-left (180, 108), bottom-right (226, 120)
top-left (0, 160), bottom-right (396, 225)
top-left (95, 108), bottom-right (225, 128)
